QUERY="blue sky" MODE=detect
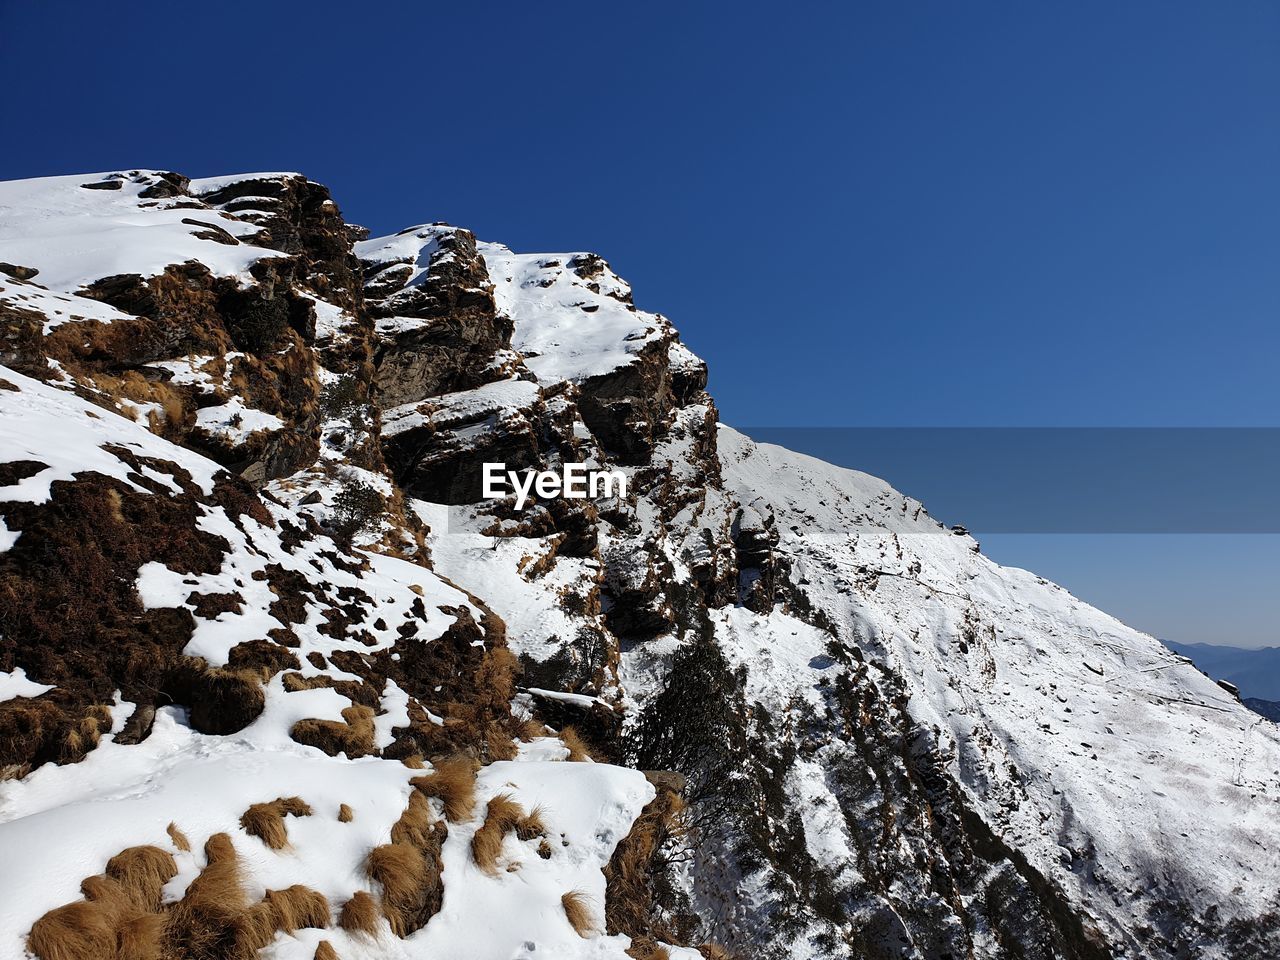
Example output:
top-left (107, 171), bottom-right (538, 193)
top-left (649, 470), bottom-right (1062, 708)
top-left (2, 1), bottom-right (1276, 646)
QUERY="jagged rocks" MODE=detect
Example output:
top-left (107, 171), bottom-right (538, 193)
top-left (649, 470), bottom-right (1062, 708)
top-left (358, 225), bottom-right (513, 406)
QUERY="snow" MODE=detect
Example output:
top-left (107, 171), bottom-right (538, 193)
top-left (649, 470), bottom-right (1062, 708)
top-left (408, 760), bottom-right (654, 959)
top-left (354, 225), bottom-right (451, 286)
top-left (0, 365), bottom-right (222, 512)
top-left (0, 364), bottom-right (669, 955)
top-left (0, 172), bottom-right (287, 293)
top-left (4, 166), bottom-right (1275, 958)
top-left (0, 706), bottom-right (417, 951)
top-left (0, 275), bottom-right (133, 333)
top-left (481, 242), bottom-right (670, 384)
top-left (382, 377), bottom-right (542, 438)
top-left (713, 425), bottom-right (1280, 950)
top-left (188, 172), bottom-right (306, 195)
top-left (0, 668), bottom-right (54, 703)
top-left (414, 500), bottom-right (607, 667)
top-left (194, 396), bottom-right (286, 444)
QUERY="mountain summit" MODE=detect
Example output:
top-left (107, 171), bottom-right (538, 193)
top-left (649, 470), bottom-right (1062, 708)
top-left (1, 170), bottom-right (1277, 960)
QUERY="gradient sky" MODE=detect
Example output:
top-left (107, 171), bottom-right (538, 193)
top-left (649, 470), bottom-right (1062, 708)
top-left (2, 1), bottom-right (1276, 646)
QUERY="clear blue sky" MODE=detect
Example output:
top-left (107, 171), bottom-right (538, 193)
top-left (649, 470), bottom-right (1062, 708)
top-left (2, 1), bottom-right (1276, 647)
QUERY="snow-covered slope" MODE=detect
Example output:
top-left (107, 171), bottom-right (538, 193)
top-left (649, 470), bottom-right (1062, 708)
top-left (1, 169), bottom-right (1276, 960)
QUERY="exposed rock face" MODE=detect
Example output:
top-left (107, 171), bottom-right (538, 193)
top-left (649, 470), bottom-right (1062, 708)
top-left (1, 170), bottom-right (1278, 960)
top-left (359, 225), bottom-right (512, 406)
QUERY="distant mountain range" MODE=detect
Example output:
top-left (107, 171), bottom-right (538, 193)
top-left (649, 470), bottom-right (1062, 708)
top-left (1163, 641), bottom-right (1280, 702)
top-left (1245, 699), bottom-right (1280, 722)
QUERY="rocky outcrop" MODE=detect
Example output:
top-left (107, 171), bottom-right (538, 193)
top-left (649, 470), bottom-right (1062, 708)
top-left (360, 226), bottom-right (512, 406)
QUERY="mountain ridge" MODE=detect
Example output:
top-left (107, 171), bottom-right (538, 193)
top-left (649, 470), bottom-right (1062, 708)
top-left (1, 169), bottom-right (1277, 960)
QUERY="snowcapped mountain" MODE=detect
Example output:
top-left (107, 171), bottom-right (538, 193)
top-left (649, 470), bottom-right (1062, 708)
top-left (1, 169), bottom-right (1277, 960)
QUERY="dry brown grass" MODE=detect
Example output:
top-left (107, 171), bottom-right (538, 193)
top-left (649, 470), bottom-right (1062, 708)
top-left (516, 804), bottom-right (548, 842)
top-left (28, 901), bottom-right (119, 960)
top-left (471, 793), bottom-right (525, 874)
top-left (561, 890), bottom-right (598, 938)
top-left (390, 791), bottom-right (436, 848)
top-left (337, 803), bottom-right (354, 823)
top-left (117, 913), bottom-right (165, 960)
top-left (240, 796), bottom-right (313, 850)
top-left (338, 890), bottom-right (381, 937)
top-left (604, 786), bottom-right (688, 943)
top-left (166, 822), bottom-right (191, 852)
top-left (58, 707), bottom-right (113, 763)
top-left (559, 726), bottom-right (593, 762)
top-left (314, 940), bottom-right (341, 960)
top-left (282, 673), bottom-right (334, 693)
top-left (627, 940), bottom-right (672, 960)
top-left (410, 756), bottom-right (477, 823)
top-left (291, 705), bottom-right (376, 758)
top-left (262, 885), bottom-right (330, 932)
top-left (88, 370), bottom-right (187, 438)
top-left (359, 778), bottom-right (450, 939)
top-left (400, 754), bottom-right (425, 769)
top-left (366, 844), bottom-right (430, 937)
top-left (517, 718), bottom-right (549, 741)
top-left (698, 945), bottom-right (734, 960)
top-left (202, 831), bottom-right (238, 865)
top-left (160, 832), bottom-right (253, 959)
top-left (485, 724), bottom-right (519, 761)
top-left (105, 845), bottom-right (178, 912)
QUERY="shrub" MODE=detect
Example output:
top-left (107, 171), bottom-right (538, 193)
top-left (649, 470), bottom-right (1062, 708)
top-left (331, 480), bottom-right (384, 539)
top-left (318, 374), bottom-right (363, 419)
top-left (228, 296), bottom-right (290, 352)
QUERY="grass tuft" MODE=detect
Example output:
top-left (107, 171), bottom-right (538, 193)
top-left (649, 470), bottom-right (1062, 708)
top-left (291, 705), bottom-right (376, 758)
top-left (471, 793), bottom-right (525, 874)
top-left (28, 901), bottom-right (119, 960)
top-left (105, 846), bottom-right (178, 913)
top-left (561, 890), bottom-right (598, 938)
top-left (262, 885), bottom-right (330, 932)
top-left (166, 822), bottom-right (191, 852)
top-left (366, 844), bottom-right (432, 937)
top-left (516, 803), bottom-right (548, 842)
top-left (338, 890), bottom-right (381, 938)
top-left (390, 791), bottom-right (436, 848)
top-left (627, 941), bottom-right (672, 960)
top-left (337, 803), bottom-right (354, 823)
top-left (410, 756), bottom-right (477, 823)
top-left (559, 726), bottom-right (593, 762)
top-left (239, 796), bottom-right (313, 850)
